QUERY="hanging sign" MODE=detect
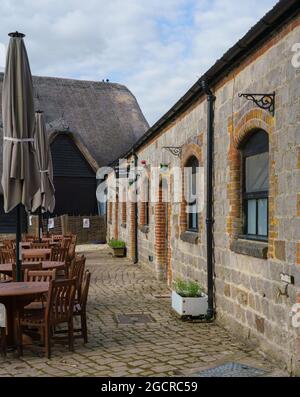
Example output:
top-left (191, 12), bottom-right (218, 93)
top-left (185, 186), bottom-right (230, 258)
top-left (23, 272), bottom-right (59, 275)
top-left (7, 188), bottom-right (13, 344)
top-left (48, 218), bottom-right (55, 230)
top-left (29, 215), bottom-right (33, 226)
top-left (83, 218), bottom-right (90, 229)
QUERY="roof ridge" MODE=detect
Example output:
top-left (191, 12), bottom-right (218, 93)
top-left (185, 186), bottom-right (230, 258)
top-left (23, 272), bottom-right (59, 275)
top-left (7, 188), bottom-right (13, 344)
top-left (0, 71), bottom-right (127, 90)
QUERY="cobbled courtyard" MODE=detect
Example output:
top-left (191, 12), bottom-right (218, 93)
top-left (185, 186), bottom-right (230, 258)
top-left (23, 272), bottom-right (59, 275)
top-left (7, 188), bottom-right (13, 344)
top-left (0, 247), bottom-right (287, 377)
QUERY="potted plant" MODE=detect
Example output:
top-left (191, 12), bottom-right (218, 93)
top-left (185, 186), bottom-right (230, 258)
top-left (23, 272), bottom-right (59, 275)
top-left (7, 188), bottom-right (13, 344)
top-left (172, 279), bottom-right (208, 317)
top-left (108, 239), bottom-right (126, 257)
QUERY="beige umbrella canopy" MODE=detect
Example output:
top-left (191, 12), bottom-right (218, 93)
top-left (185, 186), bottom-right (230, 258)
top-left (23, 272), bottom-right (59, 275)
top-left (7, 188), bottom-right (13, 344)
top-left (1, 32), bottom-right (39, 213)
top-left (32, 111), bottom-right (55, 213)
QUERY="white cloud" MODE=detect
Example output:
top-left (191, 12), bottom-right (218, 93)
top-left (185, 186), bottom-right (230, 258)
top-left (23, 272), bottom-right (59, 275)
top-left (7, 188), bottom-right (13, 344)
top-left (0, 42), bottom-right (6, 71)
top-left (0, 0), bottom-right (278, 124)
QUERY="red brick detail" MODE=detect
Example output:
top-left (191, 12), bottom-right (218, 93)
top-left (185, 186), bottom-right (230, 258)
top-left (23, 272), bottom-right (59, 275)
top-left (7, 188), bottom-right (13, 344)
top-left (129, 202), bottom-right (136, 260)
top-left (227, 110), bottom-right (276, 257)
top-left (114, 196), bottom-right (119, 240)
top-left (155, 180), bottom-right (168, 278)
top-left (122, 201), bottom-right (127, 226)
top-left (297, 244), bottom-right (300, 266)
top-left (108, 201), bottom-right (112, 224)
top-left (139, 175), bottom-right (150, 227)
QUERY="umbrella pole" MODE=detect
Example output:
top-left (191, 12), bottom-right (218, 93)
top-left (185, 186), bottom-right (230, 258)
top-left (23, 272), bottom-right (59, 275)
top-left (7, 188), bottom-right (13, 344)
top-left (16, 204), bottom-right (22, 282)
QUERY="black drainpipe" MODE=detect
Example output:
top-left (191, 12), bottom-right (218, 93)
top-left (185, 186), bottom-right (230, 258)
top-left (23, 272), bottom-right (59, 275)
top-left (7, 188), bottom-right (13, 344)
top-left (132, 150), bottom-right (139, 264)
top-left (201, 80), bottom-right (216, 320)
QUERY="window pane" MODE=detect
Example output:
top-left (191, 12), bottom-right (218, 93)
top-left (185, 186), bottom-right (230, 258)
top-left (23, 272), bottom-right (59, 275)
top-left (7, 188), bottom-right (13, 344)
top-left (246, 152), bottom-right (269, 193)
top-left (247, 200), bottom-right (257, 235)
top-left (258, 199), bottom-right (268, 236)
top-left (188, 204), bottom-right (198, 230)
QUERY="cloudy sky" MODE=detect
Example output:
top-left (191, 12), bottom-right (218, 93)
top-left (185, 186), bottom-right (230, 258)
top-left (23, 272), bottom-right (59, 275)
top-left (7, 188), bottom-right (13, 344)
top-left (0, 0), bottom-right (278, 125)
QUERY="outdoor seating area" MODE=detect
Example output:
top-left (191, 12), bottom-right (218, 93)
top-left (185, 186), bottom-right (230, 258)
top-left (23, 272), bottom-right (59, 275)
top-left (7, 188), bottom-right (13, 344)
top-left (0, 233), bottom-right (91, 359)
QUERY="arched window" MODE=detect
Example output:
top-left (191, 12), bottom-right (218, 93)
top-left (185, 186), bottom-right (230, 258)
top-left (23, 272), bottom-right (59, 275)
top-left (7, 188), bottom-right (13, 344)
top-left (241, 130), bottom-right (269, 240)
top-left (186, 156), bottom-right (199, 232)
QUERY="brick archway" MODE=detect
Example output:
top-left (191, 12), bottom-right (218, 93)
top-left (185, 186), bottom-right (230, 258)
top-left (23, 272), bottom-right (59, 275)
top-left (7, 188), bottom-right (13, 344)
top-left (227, 109), bottom-right (276, 258)
top-left (180, 142), bottom-right (203, 234)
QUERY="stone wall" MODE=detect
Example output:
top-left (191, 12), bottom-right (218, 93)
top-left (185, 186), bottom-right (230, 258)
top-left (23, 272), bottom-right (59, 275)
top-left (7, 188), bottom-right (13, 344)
top-left (107, 15), bottom-right (300, 374)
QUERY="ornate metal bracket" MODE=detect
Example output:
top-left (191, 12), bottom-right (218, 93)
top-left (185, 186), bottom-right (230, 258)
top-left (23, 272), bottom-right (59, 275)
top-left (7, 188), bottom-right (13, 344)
top-left (238, 92), bottom-right (275, 116)
top-left (163, 147), bottom-right (182, 158)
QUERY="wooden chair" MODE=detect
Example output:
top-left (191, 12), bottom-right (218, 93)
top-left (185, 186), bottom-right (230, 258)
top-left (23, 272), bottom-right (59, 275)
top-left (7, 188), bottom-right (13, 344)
top-left (69, 255), bottom-right (86, 301)
top-left (0, 327), bottom-right (6, 357)
top-left (74, 270), bottom-right (91, 343)
top-left (55, 270), bottom-right (91, 344)
top-left (12, 263), bottom-right (43, 281)
top-left (0, 304), bottom-right (6, 357)
top-left (24, 270), bottom-right (57, 312)
top-left (0, 273), bottom-right (12, 283)
top-left (17, 278), bottom-right (77, 358)
top-left (50, 246), bottom-right (68, 263)
top-left (0, 248), bottom-right (15, 263)
top-left (31, 242), bottom-right (50, 249)
top-left (24, 269), bottom-right (57, 283)
top-left (3, 240), bottom-right (15, 250)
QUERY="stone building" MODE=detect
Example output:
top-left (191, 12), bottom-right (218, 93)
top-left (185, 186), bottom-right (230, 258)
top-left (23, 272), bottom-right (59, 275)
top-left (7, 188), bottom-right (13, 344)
top-left (0, 75), bottom-right (148, 232)
top-left (106, 0), bottom-right (300, 374)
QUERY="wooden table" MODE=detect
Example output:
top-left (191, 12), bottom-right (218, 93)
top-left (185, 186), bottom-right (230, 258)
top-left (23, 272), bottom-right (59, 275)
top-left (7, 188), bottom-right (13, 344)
top-left (0, 282), bottom-right (49, 346)
top-left (0, 261), bottom-right (65, 277)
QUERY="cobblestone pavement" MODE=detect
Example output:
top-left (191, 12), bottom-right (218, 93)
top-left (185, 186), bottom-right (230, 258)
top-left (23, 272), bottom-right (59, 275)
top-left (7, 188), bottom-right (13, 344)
top-left (0, 247), bottom-right (287, 377)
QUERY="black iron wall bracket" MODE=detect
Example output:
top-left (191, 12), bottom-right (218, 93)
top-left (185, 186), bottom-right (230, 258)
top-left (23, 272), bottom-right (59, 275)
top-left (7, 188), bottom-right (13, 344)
top-left (238, 92), bottom-right (275, 116)
top-left (162, 147), bottom-right (182, 158)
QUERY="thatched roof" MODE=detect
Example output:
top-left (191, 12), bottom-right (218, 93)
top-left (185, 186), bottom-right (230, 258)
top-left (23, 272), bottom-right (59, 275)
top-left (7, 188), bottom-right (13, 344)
top-left (0, 73), bottom-right (149, 189)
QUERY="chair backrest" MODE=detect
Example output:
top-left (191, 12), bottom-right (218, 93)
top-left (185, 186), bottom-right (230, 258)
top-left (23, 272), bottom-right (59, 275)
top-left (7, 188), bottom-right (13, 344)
top-left (3, 240), bottom-right (15, 249)
top-left (31, 242), bottom-right (50, 249)
top-left (23, 253), bottom-right (48, 262)
top-left (69, 255), bottom-right (86, 299)
top-left (24, 269), bottom-right (56, 282)
top-left (60, 237), bottom-right (72, 250)
top-left (12, 262), bottom-right (43, 281)
top-left (45, 278), bottom-right (77, 325)
top-left (51, 235), bottom-right (64, 242)
top-left (50, 246), bottom-right (68, 262)
top-left (68, 242), bottom-right (76, 262)
top-left (79, 270), bottom-right (91, 309)
top-left (0, 248), bottom-right (15, 263)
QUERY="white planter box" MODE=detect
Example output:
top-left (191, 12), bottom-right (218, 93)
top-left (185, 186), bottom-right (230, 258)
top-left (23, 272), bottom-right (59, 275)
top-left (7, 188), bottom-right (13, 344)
top-left (172, 290), bottom-right (208, 317)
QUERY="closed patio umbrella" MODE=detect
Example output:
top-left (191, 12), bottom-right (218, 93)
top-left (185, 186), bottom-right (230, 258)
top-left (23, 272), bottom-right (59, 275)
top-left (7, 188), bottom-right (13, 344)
top-left (1, 32), bottom-right (39, 281)
top-left (32, 111), bottom-right (55, 240)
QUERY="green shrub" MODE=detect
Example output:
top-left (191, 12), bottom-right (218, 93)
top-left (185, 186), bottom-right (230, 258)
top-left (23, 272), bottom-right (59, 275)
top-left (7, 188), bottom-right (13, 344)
top-left (108, 239), bottom-right (126, 249)
top-left (173, 279), bottom-right (204, 298)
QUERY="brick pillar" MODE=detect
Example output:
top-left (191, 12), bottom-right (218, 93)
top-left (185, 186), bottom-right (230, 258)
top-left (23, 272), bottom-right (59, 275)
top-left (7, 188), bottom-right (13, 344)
top-left (122, 201), bottom-right (127, 226)
top-left (155, 183), bottom-right (167, 280)
top-left (179, 168), bottom-right (187, 234)
top-left (129, 202), bottom-right (136, 261)
top-left (114, 197), bottom-right (119, 240)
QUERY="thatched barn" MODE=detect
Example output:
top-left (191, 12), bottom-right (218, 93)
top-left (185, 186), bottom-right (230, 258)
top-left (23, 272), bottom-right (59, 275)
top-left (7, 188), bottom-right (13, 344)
top-left (0, 74), bottom-right (148, 233)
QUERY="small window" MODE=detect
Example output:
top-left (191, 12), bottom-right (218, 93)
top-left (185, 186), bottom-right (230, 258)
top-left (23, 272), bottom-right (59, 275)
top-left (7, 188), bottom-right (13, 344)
top-left (186, 156), bottom-right (199, 232)
top-left (242, 130), bottom-right (269, 240)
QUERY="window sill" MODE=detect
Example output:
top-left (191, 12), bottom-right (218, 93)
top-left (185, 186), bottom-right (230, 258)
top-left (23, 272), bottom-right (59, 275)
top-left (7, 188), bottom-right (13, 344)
top-left (180, 231), bottom-right (199, 245)
top-left (139, 225), bottom-right (149, 234)
top-left (230, 238), bottom-right (268, 260)
top-left (121, 223), bottom-right (127, 229)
